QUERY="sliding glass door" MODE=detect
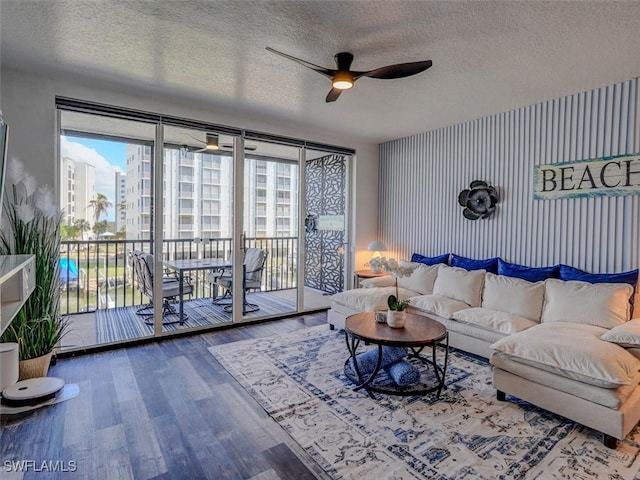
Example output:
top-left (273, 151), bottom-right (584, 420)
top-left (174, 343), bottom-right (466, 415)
top-left (57, 99), bottom-right (352, 351)
top-left (239, 140), bottom-right (301, 320)
top-left (58, 110), bottom-right (157, 347)
top-left (159, 126), bottom-right (238, 329)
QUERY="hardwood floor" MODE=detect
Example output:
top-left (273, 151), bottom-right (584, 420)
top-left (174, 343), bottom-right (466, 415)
top-left (1, 313), bottom-right (333, 480)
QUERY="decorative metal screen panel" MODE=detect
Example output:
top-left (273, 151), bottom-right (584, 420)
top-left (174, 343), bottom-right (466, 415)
top-left (305, 154), bottom-right (346, 294)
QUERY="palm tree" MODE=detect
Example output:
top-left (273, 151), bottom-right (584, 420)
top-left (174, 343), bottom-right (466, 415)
top-left (89, 193), bottom-right (112, 224)
top-left (92, 220), bottom-right (108, 237)
top-left (73, 219), bottom-right (91, 240)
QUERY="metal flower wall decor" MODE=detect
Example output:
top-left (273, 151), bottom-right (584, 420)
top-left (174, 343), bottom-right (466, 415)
top-left (458, 180), bottom-right (499, 220)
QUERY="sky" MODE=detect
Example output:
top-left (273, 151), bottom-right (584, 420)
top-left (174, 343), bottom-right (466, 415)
top-left (60, 135), bottom-right (126, 222)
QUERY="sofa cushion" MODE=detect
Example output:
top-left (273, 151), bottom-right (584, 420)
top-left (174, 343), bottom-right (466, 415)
top-left (482, 272), bottom-right (545, 322)
top-left (601, 318), bottom-right (640, 347)
top-left (541, 278), bottom-right (633, 328)
top-left (332, 286), bottom-right (418, 312)
top-left (452, 307), bottom-right (537, 335)
top-left (491, 351), bottom-right (640, 409)
top-left (558, 264), bottom-right (639, 287)
top-left (360, 276), bottom-right (396, 288)
top-left (433, 265), bottom-right (485, 307)
top-left (490, 323), bottom-right (640, 388)
top-left (497, 259), bottom-right (558, 282)
top-left (450, 254), bottom-right (499, 274)
top-left (409, 294), bottom-right (470, 319)
top-left (397, 263), bottom-right (440, 295)
top-left (559, 264), bottom-right (639, 310)
top-left (411, 252), bottom-right (450, 266)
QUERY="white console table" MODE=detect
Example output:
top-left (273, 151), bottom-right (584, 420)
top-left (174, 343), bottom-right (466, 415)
top-left (0, 255), bottom-right (36, 335)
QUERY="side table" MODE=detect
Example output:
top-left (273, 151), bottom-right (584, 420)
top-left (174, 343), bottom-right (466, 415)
top-left (354, 269), bottom-right (389, 288)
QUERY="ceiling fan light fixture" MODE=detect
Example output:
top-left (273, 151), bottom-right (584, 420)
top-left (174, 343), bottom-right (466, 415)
top-left (332, 71), bottom-right (354, 90)
top-left (205, 133), bottom-right (220, 150)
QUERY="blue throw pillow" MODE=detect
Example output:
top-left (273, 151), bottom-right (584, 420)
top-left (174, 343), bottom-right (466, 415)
top-left (450, 254), bottom-right (499, 274)
top-left (411, 253), bottom-right (450, 266)
top-left (385, 360), bottom-right (421, 386)
top-left (559, 264), bottom-right (639, 286)
top-left (497, 259), bottom-right (558, 282)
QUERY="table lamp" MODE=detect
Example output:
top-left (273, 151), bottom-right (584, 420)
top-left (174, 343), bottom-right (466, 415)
top-left (367, 240), bottom-right (387, 272)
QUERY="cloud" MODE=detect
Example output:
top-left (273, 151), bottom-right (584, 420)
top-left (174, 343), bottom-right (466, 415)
top-left (60, 136), bottom-right (123, 220)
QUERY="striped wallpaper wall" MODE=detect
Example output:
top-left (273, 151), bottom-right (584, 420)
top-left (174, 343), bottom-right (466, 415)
top-left (379, 78), bottom-right (640, 273)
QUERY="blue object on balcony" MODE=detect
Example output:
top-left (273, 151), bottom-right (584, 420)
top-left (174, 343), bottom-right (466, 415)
top-left (59, 258), bottom-right (79, 290)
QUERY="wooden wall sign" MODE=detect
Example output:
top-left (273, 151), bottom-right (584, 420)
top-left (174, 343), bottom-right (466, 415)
top-left (533, 153), bottom-right (640, 200)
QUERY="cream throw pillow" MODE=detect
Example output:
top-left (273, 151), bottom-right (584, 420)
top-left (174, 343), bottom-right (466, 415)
top-left (541, 278), bottom-right (633, 329)
top-left (397, 263), bottom-right (440, 295)
top-left (433, 265), bottom-right (485, 307)
top-left (601, 318), bottom-right (640, 347)
top-left (482, 273), bottom-right (545, 322)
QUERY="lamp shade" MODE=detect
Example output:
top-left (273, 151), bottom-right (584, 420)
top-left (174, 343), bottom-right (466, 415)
top-left (367, 240), bottom-right (387, 252)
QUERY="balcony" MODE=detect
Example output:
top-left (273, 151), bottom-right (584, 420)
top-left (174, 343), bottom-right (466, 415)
top-left (57, 237), bottom-right (298, 306)
top-left (57, 236), bottom-right (330, 352)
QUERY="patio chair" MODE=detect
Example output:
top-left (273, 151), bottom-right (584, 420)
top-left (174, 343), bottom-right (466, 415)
top-left (130, 250), bottom-right (182, 316)
top-left (138, 252), bottom-right (193, 325)
top-left (130, 250), bottom-right (153, 315)
top-left (207, 248), bottom-right (268, 314)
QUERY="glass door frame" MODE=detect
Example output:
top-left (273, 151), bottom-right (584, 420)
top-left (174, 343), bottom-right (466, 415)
top-left (56, 97), bottom-right (355, 346)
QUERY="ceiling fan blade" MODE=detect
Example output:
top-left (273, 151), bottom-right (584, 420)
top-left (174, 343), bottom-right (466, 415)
top-left (181, 132), bottom-right (206, 144)
top-left (220, 143), bottom-right (258, 151)
top-left (325, 88), bottom-right (343, 103)
top-left (266, 47), bottom-right (335, 78)
top-left (356, 60), bottom-right (433, 80)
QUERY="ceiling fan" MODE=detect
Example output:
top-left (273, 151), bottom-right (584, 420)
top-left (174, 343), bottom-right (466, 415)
top-left (266, 47), bottom-right (433, 103)
top-left (180, 133), bottom-right (257, 152)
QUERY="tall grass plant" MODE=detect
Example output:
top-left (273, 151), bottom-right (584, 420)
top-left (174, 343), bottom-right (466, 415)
top-left (0, 158), bottom-right (67, 360)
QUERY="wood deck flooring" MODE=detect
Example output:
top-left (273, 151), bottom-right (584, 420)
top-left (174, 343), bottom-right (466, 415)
top-left (1, 314), bottom-right (332, 480)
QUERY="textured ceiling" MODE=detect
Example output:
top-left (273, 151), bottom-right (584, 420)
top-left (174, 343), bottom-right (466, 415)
top-left (2, 0), bottom-right (640, 144)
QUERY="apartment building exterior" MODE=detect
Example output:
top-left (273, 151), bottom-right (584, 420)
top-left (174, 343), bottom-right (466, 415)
top-left (114, 171), bottom-right (126, 232)
top-left (124, 144), bottom-right (298, 241)
top-left (60, 156), bottom-right (96, 230)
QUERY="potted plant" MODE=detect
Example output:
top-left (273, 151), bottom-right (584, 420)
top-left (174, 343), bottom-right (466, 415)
top-left (369, 257), bottom-right (413, 328)
top-left (0, 158), bottom-right (68, 378)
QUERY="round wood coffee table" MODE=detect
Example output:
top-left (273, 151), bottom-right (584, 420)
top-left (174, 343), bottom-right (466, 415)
top-left (344, 312), bottom-right (449, 398)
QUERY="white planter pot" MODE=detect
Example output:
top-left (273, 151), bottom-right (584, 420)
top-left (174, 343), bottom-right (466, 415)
top-left (386, 310), bottom-right (406, 328)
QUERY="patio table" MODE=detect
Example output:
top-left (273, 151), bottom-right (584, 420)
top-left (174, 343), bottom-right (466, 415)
top-left (163, 258), bottom-right (231, 322)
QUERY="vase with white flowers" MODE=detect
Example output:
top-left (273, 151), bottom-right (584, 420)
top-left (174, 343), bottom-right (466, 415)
top-left (369, 257), bottom-right (414, 327)
top-left (0, 158), bottom-right (68, 378)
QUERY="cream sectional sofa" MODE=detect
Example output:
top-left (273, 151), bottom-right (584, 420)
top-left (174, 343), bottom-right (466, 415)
top-left (329, 258), bottom-right (640, 448)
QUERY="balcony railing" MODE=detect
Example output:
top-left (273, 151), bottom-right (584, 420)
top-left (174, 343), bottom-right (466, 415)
top-left (59, 236), bottom-right (298, 315)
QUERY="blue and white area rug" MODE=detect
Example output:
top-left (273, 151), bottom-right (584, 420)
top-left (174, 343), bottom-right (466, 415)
top-left (209, 325), bottom-right (640, 479)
